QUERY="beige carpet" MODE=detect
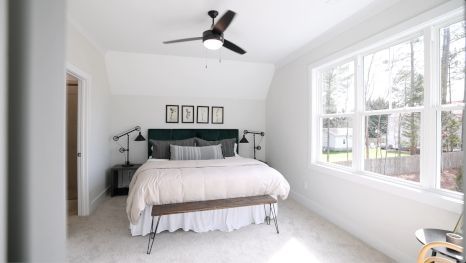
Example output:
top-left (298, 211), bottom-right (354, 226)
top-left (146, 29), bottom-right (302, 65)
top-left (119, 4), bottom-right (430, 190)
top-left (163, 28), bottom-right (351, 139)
top-left (67, 196), bottom-right (394, 263)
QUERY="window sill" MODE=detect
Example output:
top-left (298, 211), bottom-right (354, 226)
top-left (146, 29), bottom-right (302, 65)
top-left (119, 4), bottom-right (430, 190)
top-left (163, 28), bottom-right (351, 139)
top-left (310, 162), bottom-right (463, 214)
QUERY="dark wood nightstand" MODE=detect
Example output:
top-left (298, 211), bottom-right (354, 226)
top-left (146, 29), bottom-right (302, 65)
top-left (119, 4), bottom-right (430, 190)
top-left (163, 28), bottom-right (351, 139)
top-left (111, 164), bottom-right (142, 196)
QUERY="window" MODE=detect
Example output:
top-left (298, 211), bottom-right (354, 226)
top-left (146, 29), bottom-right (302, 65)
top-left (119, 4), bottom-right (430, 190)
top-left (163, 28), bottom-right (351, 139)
top-left (438, 20), bottom-right (465, 192)
top-left (311, 12), bottom-right (465, 196)
top-left (319, 61), bottom-right (355, 167)
top-left (363, 36), bottom-right (424, 183)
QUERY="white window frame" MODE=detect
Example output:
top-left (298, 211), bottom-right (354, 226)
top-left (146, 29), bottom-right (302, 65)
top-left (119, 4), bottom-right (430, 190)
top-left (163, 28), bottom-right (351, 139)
top-left (309, 7), bottom-right (464, 209)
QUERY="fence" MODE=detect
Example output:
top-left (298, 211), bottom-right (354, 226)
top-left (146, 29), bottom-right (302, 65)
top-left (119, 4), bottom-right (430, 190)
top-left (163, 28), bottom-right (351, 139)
top-left (335, 151), bottom-right (463, 176)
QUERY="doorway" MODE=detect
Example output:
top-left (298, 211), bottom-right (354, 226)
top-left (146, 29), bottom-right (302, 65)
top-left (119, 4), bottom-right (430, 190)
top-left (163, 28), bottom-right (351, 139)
top-left (66, 73), bottom-right (79, 216)
top-left (66, 65), bottom-right (90, 216)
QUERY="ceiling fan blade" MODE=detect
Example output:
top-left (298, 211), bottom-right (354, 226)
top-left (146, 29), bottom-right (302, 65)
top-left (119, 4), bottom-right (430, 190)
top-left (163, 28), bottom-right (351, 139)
top-left (163, 37), bottom-right (202, 44)
top-left (212, 10), bottom-right (236, 34)
top-left (223, 39), bottom-right (246, 55)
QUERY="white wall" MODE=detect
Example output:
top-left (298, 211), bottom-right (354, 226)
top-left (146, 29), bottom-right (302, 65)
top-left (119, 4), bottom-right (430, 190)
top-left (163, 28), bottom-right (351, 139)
top-left (110, 96), bottom-right (266, 165)
top-left (66, 23), bottom-right (112, 212)
top-left (7, 0), bottom-right (66, 260)
top-left (266, 0), bottom-right (464, 261)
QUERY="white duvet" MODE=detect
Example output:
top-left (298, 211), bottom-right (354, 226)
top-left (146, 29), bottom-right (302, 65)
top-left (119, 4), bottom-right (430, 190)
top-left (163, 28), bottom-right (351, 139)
top-left (126, 157), bottom-right (290, 224)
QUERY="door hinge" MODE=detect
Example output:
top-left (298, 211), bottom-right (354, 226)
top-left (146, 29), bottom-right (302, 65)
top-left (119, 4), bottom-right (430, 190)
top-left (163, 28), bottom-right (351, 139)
top-left (77, 153), bottom-right (82, 157)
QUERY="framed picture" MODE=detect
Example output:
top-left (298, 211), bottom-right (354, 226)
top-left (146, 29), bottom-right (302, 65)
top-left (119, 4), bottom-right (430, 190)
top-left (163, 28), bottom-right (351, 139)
top-left (196, 106), bottom-right (209, 124)
top-left (211, 106), bottom-right (224, 124)
top-left (181, 105), bottom-right (194, 123)
top-left (165, 105), bottom-right (179, 123)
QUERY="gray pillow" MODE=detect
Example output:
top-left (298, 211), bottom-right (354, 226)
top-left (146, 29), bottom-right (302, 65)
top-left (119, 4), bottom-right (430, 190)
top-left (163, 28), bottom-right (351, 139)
top-left (170, 144), bottom-right (224, 160)
top-left (150, 138), bottom-right (195, 159)
top-left (195, 137), bottom-right (236, 157)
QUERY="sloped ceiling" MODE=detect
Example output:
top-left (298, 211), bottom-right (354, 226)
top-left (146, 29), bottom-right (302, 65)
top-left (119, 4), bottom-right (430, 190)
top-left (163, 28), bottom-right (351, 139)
top-left (105, 51), bottom-right (274, 100)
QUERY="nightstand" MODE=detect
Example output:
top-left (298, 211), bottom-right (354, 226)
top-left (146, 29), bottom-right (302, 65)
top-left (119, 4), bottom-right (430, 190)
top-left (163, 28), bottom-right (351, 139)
top-left (259, 160), bottom-right (268, 165)
top-left (111, 164), bottom-right (142, 196)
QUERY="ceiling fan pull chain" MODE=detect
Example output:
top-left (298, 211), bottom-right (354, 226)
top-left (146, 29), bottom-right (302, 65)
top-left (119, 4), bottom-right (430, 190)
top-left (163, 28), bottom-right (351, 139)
top-left (219, 48), bottom-right (222, 63)
top-left (205, 48), bottom-right (208, 69)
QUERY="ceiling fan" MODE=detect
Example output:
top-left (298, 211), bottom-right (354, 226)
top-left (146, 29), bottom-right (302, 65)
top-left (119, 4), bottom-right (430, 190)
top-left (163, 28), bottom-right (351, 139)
top-left (163, 10), bottom-right (246, 55)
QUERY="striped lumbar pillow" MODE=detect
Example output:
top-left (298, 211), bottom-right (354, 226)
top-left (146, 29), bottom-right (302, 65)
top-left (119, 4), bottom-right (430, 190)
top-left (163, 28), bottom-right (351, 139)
top-left (170, 144), bottom-right (224, 160)
top-left (194, 138), bottom-right (236, 157)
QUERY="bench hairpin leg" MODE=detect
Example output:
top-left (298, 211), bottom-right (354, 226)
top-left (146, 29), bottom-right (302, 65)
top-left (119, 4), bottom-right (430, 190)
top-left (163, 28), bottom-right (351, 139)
top-left (269, 204), bottom-right (273, 225)
top-left (146, 216), bottom-right (161, 254)
top-left (263, 204), bottom-right (270, 225)
top-left (270, 203), bottom-right (279, 234)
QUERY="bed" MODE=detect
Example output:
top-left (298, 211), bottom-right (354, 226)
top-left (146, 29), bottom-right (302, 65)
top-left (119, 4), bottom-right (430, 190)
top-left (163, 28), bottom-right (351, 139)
top-left (127, 128), bottom-right (290, 236)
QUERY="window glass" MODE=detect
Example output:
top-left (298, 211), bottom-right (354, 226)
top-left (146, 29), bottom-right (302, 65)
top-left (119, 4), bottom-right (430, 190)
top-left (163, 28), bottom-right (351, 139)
top-left (364, 112), bottom-right (421, 182)
top-left (322, 62), bottom-right (355, 114)
top-left (440, 110), bottom-right (463, 192)
top-left (364, 36), bottom-right (424, 110)
top-left (320, 117), bottom-right (353, 167)
top-left (440, 21), bottom-right (465, 105)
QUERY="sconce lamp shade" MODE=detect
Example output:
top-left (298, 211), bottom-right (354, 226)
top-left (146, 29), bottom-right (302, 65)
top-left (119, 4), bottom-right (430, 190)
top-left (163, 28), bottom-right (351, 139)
top-left (239, 135), bottom-right (249, 143)
top-left (134, 132), bottom-right (146, 141)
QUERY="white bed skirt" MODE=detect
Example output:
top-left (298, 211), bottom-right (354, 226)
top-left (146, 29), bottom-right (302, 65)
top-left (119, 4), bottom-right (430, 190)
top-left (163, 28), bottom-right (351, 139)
top-left (130, 204), bottom-right (278, 236)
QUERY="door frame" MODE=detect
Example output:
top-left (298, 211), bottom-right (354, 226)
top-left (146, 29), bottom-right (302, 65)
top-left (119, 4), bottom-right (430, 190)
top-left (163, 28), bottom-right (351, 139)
top-left (66, 63), bottom-right (90, 216)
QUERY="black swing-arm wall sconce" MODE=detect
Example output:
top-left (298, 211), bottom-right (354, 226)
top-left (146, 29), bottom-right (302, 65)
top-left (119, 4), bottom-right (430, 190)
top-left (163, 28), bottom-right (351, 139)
top-left (113, 126), bottom-right (146, 167)
top-left (239, 130), bottom-right (265, 160)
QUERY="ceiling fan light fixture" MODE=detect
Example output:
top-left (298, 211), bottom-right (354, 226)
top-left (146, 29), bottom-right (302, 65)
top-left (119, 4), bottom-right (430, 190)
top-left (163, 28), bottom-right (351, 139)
top-left (202, 30), bottom-right (224, 50)
top-left (163, 11), bottom-right (246, 55)
top-left (203, 38), bottom-right (223, 50)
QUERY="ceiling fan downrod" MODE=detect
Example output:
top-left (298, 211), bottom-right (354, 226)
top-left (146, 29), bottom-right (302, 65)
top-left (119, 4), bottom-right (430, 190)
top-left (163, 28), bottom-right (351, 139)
top-left (207, 10), bottom-right (218, 27)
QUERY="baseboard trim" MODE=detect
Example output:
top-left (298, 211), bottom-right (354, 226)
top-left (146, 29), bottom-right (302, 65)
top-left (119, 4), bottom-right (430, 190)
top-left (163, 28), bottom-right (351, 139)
top-left (290, 191), bottom-right (410, 262)
top-left (90, 186), bottom-right (110, 214)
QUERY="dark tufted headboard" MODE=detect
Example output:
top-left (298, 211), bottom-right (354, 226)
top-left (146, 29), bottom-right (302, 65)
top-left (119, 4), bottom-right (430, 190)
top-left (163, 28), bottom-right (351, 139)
top-left (147, 129), bottom-right (239, 157)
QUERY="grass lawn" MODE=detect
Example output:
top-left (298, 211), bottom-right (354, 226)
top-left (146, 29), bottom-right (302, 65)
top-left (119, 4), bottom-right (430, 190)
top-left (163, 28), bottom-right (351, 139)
top-left (320, 148), bottom-right (410, 163)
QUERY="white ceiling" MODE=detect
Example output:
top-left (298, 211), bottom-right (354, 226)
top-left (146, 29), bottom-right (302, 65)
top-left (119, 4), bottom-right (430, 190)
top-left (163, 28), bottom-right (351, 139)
top-left (67, 0), bottom-right (397, 64)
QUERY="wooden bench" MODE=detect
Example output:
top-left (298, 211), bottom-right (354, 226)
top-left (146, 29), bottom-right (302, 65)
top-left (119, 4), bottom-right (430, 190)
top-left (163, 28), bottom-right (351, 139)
top-left (147, 195), bottom-right (279, 254)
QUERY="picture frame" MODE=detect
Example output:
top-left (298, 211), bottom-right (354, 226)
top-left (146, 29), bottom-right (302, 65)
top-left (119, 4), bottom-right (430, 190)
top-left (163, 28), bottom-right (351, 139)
top-left (196, 106), bottom-right (209, 124)
top-left (211, 106), bottom-right (224, 124)
top-left (165, 105), bottom-right (179, 123)
top-left (181, 105), bottom-right (195, 123)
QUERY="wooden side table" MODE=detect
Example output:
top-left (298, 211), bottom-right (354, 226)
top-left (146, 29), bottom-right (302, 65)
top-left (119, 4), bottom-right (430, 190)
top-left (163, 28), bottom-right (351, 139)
top-left (415, 228), bottom-right (463, 262)
top-left (111, 164), bottom-right (142, 196)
